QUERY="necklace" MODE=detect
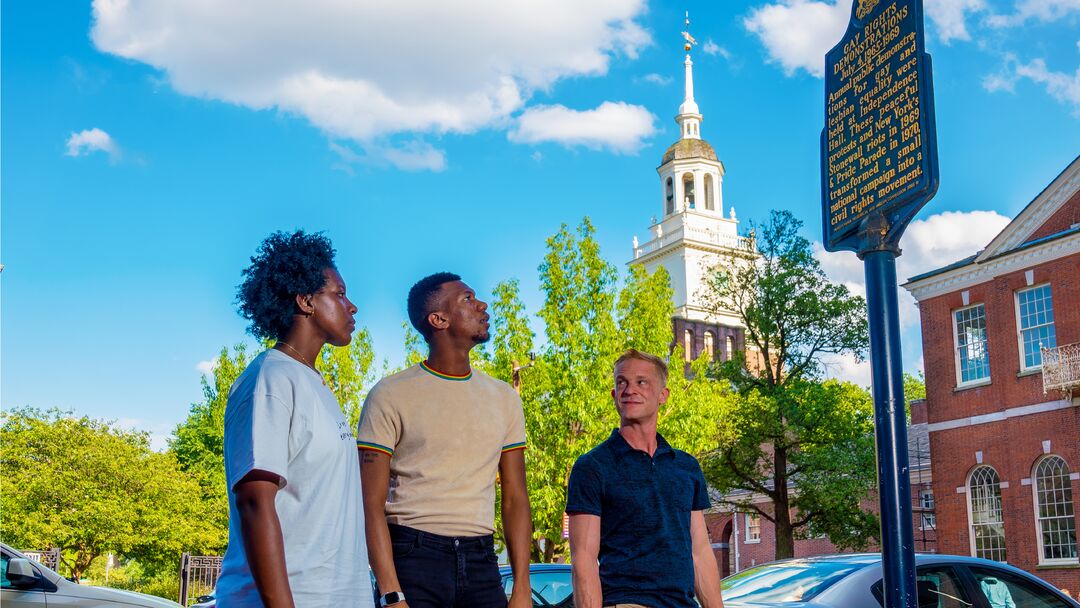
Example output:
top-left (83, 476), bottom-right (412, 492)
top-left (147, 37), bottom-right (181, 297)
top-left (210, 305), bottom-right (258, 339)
top-left (277, 341), bottom-right (326, 386)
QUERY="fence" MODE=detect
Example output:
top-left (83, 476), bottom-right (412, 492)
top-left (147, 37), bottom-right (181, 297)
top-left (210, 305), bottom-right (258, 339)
top-left (20, 547), bottom-right (60, 571)
top-left (178, 553), bottom-right (223, 606)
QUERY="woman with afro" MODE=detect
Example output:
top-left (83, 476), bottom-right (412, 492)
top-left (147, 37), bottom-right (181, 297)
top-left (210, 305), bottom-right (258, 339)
top-left (216, 230), bottom-right (374, 607)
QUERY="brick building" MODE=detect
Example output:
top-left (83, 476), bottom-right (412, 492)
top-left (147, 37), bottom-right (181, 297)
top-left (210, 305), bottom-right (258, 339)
top-left (902, 156), bottom-right (1080, 591)
top-left (703, 398), bottom-right (935, 577)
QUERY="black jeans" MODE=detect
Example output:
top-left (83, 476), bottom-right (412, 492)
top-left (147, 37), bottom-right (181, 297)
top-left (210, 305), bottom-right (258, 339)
top-left (387, 523), bottom-right (507, 608)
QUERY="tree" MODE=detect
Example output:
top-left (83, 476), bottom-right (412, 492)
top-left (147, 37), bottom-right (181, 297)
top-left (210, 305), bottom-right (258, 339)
top-left (318, 328), bottom-right (377, 430)
top-left (170, 344), bottom-right (253, 548)
top-left (700, 209), bottom-right (875, 558)
top-left (1, 408), bottom-right (221, 580)
top-left (904, 371), bottom-right (926, 404)
top-left (485, 219), bottom-right (720, 562)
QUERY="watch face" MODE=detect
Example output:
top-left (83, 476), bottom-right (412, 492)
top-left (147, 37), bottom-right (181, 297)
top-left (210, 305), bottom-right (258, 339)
top-left (381, 591), bottom-right (404, 606)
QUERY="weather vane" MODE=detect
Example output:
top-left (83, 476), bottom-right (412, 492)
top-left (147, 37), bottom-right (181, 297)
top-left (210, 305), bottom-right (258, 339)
top-left (681, 11), bottom-right (697, 51)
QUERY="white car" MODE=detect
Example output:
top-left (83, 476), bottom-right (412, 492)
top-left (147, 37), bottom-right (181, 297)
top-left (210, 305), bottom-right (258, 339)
top-left (2, 543), bottom-right (182, 608)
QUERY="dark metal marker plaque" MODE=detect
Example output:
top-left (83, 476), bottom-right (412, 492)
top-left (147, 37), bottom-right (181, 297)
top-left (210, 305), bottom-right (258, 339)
top-left (821, 0), bottom-right (939, 253)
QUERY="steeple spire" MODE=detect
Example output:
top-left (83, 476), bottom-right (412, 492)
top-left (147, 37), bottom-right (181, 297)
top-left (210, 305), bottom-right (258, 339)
top-left (677, 11), bottom-right (702, 140)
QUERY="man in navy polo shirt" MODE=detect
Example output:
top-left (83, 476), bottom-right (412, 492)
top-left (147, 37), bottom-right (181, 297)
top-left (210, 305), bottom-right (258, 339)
top-left (566, 349), bottom-right (724, 608)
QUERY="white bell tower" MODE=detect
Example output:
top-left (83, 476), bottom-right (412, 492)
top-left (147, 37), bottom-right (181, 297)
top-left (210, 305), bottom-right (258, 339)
top-left (630, 13), bottom-right (753, 362)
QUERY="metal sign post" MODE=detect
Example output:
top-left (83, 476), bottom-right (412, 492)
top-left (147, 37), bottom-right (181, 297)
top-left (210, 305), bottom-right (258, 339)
top-left (821, 0), bottom-right (939, 606)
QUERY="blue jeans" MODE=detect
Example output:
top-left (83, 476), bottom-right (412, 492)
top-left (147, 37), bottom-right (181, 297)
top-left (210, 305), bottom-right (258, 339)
top-left (388, 524), bottom-right (507, 608)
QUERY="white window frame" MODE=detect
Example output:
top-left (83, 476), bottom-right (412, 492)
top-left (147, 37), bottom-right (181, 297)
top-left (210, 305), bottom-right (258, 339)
top-left (953, 303), bottom-right (991, 387)
top-left (967, 465), bottom-right (1007, 562)
top-left (1031, 455), bottom-right (1079, 566)
top-left (744, 512), bottom-right (761, 544)
top-left (1014, 284), bottom-right (1057, 372)
top-left (920, 489), bottom-right (936, 530)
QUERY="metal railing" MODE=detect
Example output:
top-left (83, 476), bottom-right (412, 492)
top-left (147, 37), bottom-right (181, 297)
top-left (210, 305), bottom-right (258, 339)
top-left (634, 225), bottom-right (755, 258)
top-left (21, 547), bottom-right (60, 571)
top-left (1042, 342), bottom-right (1080, 395)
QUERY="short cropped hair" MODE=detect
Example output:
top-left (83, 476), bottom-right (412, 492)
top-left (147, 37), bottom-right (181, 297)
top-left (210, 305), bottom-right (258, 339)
top-left (407, 272), bottom-right (461, 340)
top-left (236, 230), bottom-right (336, 341)
top-left (614, 348), bottom-right (669, 386)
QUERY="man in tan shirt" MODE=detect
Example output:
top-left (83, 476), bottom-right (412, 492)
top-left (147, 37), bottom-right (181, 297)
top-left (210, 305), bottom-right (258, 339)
top-left (358, 272), bottom-right (532, 608)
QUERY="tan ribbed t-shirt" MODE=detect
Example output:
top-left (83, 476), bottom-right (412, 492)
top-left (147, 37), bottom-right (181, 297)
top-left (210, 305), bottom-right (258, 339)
top-left (356, 363), bottom-right (526, 537)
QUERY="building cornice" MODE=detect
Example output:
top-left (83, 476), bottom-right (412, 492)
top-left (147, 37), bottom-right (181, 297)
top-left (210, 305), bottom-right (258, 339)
top-left (902, 233), bottom-right (1080, 301)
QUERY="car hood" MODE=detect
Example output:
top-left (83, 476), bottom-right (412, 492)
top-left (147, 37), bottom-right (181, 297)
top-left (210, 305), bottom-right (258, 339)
top-left (725, 602), bottom-right (815, 608)
top-left (51, 584), bottom-right (182, 607)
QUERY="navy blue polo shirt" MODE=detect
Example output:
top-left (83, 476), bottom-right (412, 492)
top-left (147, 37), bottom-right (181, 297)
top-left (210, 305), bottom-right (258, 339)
top-left (566, 429), bottom-right (711, 608)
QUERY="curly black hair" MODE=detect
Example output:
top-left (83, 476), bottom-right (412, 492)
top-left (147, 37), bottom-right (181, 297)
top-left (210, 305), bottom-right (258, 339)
top-left (236, 230), bottom-right (337, 341)
top-left (407, 271), bottom-right (461, 340)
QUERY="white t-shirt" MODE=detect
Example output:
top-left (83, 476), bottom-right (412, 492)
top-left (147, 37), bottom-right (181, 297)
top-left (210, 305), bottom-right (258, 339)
top-left (217, 349), bottom-right (373, 607)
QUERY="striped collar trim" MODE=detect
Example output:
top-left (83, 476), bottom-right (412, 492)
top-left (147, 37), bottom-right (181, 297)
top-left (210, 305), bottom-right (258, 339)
top-left (419, 360), bottom-right (472, 381)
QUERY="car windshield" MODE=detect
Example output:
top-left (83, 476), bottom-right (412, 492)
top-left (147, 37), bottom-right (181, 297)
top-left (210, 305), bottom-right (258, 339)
top-left (722, 559), bottom-right (865, 603)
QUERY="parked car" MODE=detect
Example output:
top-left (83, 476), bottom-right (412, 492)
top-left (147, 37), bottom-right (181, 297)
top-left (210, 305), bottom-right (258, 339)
top-left (721, 553), bottom-right (1080, 608)
top-left (500, 563), bottom-right (574, 608)
top-left (1, 542), bottom-right (182, 608)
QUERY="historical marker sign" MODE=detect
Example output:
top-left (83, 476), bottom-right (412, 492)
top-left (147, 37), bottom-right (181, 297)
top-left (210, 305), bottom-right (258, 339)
top-left (821, 0), bottom-right (939, 253)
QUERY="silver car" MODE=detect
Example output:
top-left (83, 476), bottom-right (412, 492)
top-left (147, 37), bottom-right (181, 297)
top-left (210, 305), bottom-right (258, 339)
top-left (1, 542), bottom-right (181, 608)
top-left (721, 553), bottom-right (1080, 608)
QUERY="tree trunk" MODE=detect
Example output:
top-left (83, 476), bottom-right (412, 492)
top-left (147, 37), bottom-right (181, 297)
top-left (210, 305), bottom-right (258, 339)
top-left (543, 540), bottom-right (555, 563)
top-left (773, 447), bottom-right (795, 559)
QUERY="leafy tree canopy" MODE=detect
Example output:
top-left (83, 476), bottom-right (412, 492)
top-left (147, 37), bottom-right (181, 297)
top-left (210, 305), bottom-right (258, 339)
top-left (1, 408), bottom-right (222, 580)
top-left (700, 210), bottom-right (876, 558)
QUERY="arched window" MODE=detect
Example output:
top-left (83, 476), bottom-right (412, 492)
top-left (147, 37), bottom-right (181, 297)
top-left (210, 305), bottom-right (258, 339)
top-left (704, 174), bottom-right (715, 211)
top-left (684, 329), bottom-right (694, 361)
top-left (969, 466), bottom-right (1007, 562)
top-left (666, 177), bottom-right (674, 215)
top-left (682, 173), bottom-right (695, 209)
top-left (726, 336), bottom-right (735, 361)
top-left (704, 331), bottom-right (715, 360)
top-left (1033, 456), bottom-right (1078, 563)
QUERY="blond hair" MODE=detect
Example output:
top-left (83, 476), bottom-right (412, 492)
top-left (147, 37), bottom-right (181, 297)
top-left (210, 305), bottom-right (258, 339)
top-left (613, 348), bottom-right (668, 386)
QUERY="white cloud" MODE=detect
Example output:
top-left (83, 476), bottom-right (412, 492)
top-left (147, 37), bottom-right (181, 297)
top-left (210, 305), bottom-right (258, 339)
top-left (924, 0), bottom-right (986, 42)
top-left (987, 0), bottom-right (1080, 27)
top-left (815, 209), bottom-right (1011, 329)
top-left (815, 210), bottom-right (1009, 387)
top-left (640, 73), bottom-right (673, 85)
top-left (743, 0), bottom-right (850, 77)
top-left (819, 352), bottom-right (871, 387)
top-left (330, 139), bottom-right (447, 173)
top-left (508, 101), bottom-right (656, 153)
top-left (195, 359), bottom-right (217, 376)
top-left (65, 128), bottom-right (119, 159)
top-left (90, 0), bottom-right (650, 167)
top-left (702, 39), bottom-right (732, 59)
top-left (983, 55), bottom-right (1080, 115)
top-left (743, 0), bottom-right (985, 77)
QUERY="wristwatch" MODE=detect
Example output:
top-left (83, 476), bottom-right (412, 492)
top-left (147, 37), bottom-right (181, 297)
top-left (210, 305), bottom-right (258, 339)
top-left (380, 591), bottom-right (406, 606)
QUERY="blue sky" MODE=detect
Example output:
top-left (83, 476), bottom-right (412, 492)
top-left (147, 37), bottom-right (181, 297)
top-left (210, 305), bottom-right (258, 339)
top-left (3, 0), bottom-right (1078, 448)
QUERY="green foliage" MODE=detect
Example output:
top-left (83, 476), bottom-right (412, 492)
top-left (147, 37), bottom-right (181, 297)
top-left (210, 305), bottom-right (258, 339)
top-left (700, 210), bottom-right (876, 557)
top-left (702, 210), bottom-right (868, 391)
top-left (170, 344), bottom-right (252, 548)
top-left (401, 322), bottom-right (427, 368)
top-left (319, 328), bottom-right (377, 430)
top-left (486, 219), bottom-right (716, 562)
top-left (83, 557), bottom-right (180, 600)
top-left (704, 380), bottom-right (879, 551)
top-left (904, 371), bottom-right (926, 404)
top-left (1, 408), bottom-right (221, 580)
